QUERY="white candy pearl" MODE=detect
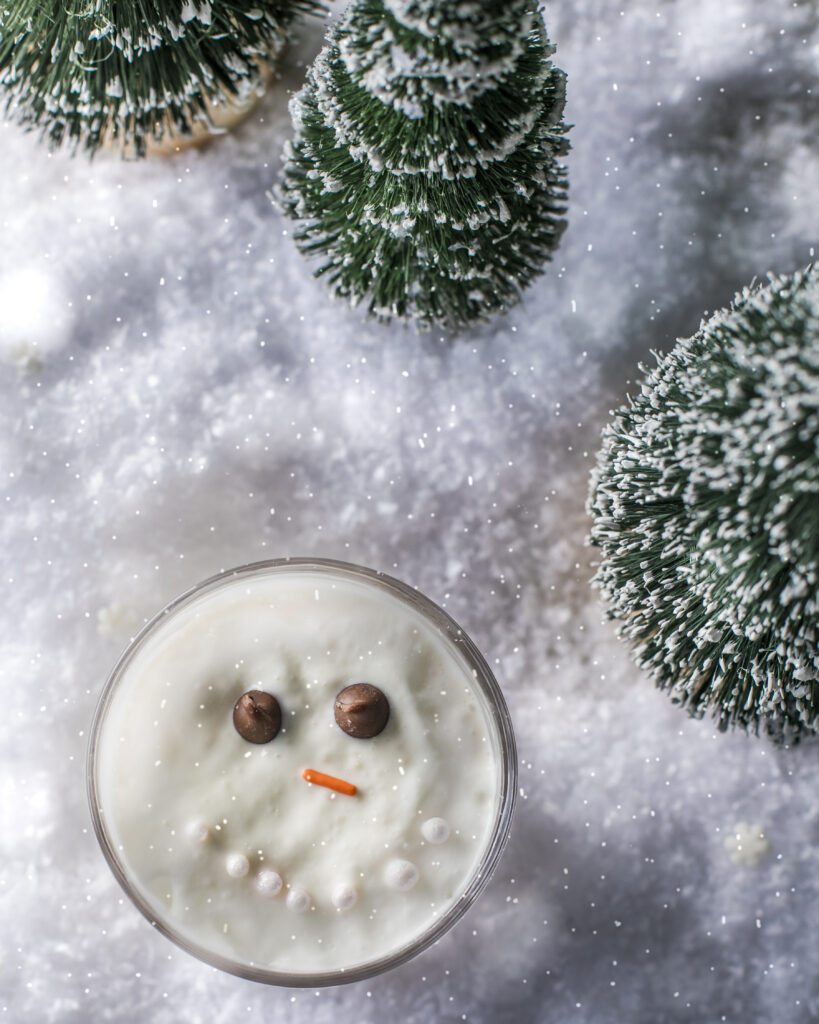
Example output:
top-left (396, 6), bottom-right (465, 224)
top-left (421, 817), bottom-right (450, 845)
top-left (255, 870), bottom-right (283, 897)
top-left (332, 883), bottom-right (358, 911)
top-left (286, 886), bottom-right (311, 914)
top-left (225, 853), bottom-right (250, 878)
top-left (384, 858), bottom-right (420, 892)
top-left (186, 820), bottom-right (210, 845)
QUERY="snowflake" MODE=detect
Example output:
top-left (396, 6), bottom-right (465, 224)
top-left (97, 602), bottom-right (139, 642)
top-left (723, 822), bottom-right (771, 867)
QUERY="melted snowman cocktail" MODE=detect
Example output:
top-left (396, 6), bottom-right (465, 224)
top-left (89, 559), bottom-right (516, 984)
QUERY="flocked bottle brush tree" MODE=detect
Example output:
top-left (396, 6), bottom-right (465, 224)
top-left (279, 0), bottom-right (570, 330)
top-left (588, 267), bottom-right (819, 737)
top-left (0, 0), bottom-right (322, 156)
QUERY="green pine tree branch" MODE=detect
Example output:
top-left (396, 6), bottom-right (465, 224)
top-left (588, 267), bottom-right (819, 738)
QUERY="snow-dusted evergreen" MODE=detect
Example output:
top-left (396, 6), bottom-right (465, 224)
top-left (0, 0), bottom-right (321, 156)
top-left (588, 267), bottom-right (819, 735)
top-left (279, 0), bottom-right (569, 330)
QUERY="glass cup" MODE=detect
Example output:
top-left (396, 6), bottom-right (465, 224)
top-left (88, 558), bottom-right (517, 986)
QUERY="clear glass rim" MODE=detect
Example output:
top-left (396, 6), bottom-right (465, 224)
top-left (87, 557), bottom-right (518, 988)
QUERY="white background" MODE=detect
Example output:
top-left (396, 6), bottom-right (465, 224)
top-left (1, 1), bottom-right (818, 1020)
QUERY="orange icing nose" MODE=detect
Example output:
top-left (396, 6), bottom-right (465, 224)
top-left (302, 768), bottom-right (357, 797)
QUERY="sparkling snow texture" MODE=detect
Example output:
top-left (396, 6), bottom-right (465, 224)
top-left (1, 2), bottom-right (818, 1022)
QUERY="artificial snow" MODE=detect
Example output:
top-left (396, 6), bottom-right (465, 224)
top-left (0, 266), bottom-right (73, 368)
top-left (1, 1), bottom-right (818, 1022)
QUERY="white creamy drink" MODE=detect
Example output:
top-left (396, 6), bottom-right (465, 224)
top-left (92, 561), bottom-right (509, 979)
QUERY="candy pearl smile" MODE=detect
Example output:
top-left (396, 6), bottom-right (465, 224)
top-left (302, 768), bottom-right (357, 797)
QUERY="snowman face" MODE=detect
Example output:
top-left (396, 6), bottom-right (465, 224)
top-left (184, 679), bottom-right (450, 919)
top-left (94, 567), bottom-right (504, 976)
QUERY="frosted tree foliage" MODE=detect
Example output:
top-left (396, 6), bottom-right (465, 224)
top-left (0, 0), bottom-right (320, 156)
top-left (588, 267), bottom-right (819, 735)
top-left (280, 0), bottom-right (569, 329)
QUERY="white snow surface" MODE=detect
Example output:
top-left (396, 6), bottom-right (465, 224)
top-left (1, 2), bottom-right (818, 1021)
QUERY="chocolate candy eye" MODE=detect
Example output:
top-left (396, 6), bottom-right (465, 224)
top-left (233, 690), bottom-right (282, 743)
top-left (334, 683), bottom-right (390, 739)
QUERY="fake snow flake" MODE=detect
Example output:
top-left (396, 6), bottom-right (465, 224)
top-left (278, 0), bottom-right (569, 330)
top-left (588, 267), bottom-right (819, 736)
top-left (96, 602), bottom-right (139, 641)
top-left (724, 823), bottom-right (771, 867)
top-left (0, 266), bottom-right (72, 369)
